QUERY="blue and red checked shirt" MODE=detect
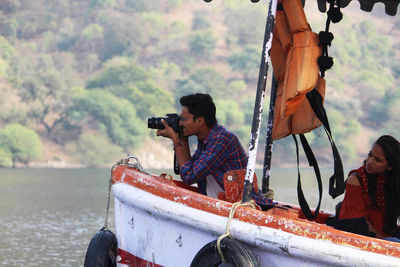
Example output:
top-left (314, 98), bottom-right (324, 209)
top-left (180, 124), bottom-right (272, 205)
top-left (181, 124), bottom-right (246, 192)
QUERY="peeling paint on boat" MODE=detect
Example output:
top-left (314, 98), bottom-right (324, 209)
top-left (112, 165), bottom-right (400, 266)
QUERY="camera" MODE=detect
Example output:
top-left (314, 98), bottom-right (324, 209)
top-left (148, 113), bottom-right (181, 133)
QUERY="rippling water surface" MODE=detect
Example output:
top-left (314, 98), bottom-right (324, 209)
top-left (0, 167), bottom-right (343, 266)
top-left (0, 168), bottom-right (113, 267)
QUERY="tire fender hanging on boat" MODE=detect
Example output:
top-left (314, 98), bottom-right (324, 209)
top-left (190, 237), bottom-right (260, 267)
top-left (84, 227), bottom-right (117, 267)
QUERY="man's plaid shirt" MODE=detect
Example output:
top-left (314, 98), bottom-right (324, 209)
top-left (180, 124), bottom-right (272, 205)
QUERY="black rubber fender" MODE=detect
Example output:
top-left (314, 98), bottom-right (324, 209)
top-left (84, 227), bottom-right (117, 267)
top-left (190, 237), bottom-right (260, 267)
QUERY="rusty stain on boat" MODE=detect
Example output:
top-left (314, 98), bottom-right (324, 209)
top-left (128, 216), bottom-right (134, 229)
top-left (176, 234), bottom-right (183, 247)
top-left (112, 165), bottom-right (400, 258)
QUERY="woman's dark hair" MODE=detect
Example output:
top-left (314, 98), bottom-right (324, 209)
top-left (180, 93), bottom-right (217, 128)
top-left (374, 135), bottom-right (400, 235)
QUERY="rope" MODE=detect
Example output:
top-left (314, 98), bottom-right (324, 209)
top-left (216, 200), bottom-right (257, 262)
top-left (103, 156), bottom-right (145, 229)
top-left (264, 188), bottom-right (274, 199)
top-left (104, 164), bottom-right (116, 230)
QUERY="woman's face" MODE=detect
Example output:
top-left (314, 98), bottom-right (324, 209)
top-left (365, 144), bottom-right (391, 175)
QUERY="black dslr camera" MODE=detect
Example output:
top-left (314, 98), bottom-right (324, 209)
top-left (148, 113), bottom-right (181, 133)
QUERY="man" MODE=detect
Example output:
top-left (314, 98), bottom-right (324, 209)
top-left (156, 93), bottom-right (273, 207)
top-left (156, 93), bottom-right (247, 197)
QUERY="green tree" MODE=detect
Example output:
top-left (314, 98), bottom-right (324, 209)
top-left (233, 125), bottom-right (251, 147)
top-left (100, 81), bottom-right (174, 119)
top-left (16, 53), bottom-right (72, 141)
top-left (330, 19), bottom-right (395, 136)
top-left (86, 60), bottom-right (173, 118)
top-left (378, 88), bottom-right (400, 134)
top-left (0, 82), bottom-right (28, 124)
top-left (0, 124), bottom-right (42, 167)
top-left (165, 0), bottom-right (183, 11)
top-left (359, 20), bottom-right (376, 37)
top-left (0, 16), bottom-right (18, 41)
top-left (149, 61), bottom-right (182, 90)
top-left (215, 99), bottom-right (244, 127)
top-left (126, 81), bottom-right (173, 118)
top-left (0, 0), bottom-right (21, 14)
top-left (0, 145), bottom-right (12, 167)
top-left (0, 35), bottom-right (28, 123)
top-left (229, 80), bottom-right (247, 91)
top-left (141, 12), bottom-right (167, 43)
top-left (309, 109), bottom-right (361, 162)
top-left (81, 23), bottom-right (103, 53)
top-left (174, 79), bottom-right (206, 105)
top-left (192, 10), bottom-right (211, 30)
top-left (55, 17), bottom-right (78, 51)
top-left (188, 30), bottom-right (217, 57)
top-left (175, 67), bottom-right (227, 105)
top-left (226, 79), bottom-right (248, 100)
top-left (390, 20), bottom-right (400, 34)
top-left (241, 98), bottom-right (255, 124)
top-left (0, 57), bottom-right (8, 76)
top-left (69, 89), bottom-right (146, 150)
top-left (391, 61), bottom-right (400, 79)
top-left (124, 0), bottom-right (161, 12)
top-left (224, 7), bottom-right (265, 46)
top-left (188, 67), bottom-right (226, 97)
top-left (99, 13), bottom-right (148, 61)
top-left (331, 27), bottom-right (361, 66)
top-left (86, 59), bottom-right (150, 89)
top-left (227, 45), bottom-right (260, 83)
top-left (215, 99), bottom-right (248, 143)
top-left (90, 0), bottom-right (115, 9)
top-left (0, 35), bottom-right (15, 59)
top-left (65, 133), bottom-right (123, 168)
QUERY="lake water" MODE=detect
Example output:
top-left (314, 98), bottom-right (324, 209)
top-left (0, 167), bottom-right (344, 266)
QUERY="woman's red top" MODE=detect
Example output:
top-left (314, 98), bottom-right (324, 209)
top-left (339, 165), bottom-right (387, 236)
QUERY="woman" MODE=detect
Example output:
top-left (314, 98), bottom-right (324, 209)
top-left (338, 135), bottom-right (400, 240)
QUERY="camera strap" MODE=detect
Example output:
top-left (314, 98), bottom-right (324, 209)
top-left (174, 151), bottom-right (180, 175)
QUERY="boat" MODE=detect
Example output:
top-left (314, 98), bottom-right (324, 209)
top-left (85, 0), bottom-right (400, 266)
top-left (110, 157), bottom-right (400, 266)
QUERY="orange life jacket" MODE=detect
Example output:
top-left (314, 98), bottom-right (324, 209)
top-left (271, 0), bottom-right (325, 140)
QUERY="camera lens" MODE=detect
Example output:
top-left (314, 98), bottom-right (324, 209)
top-left (147, 117), bottom-right (164, 129)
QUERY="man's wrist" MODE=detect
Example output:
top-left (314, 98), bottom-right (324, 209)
top-left (172, 141), bottom-right (183, 150)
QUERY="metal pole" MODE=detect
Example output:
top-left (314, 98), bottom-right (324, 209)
top-left (242, 0), bottom-right (278, 203)
top-left (261, 75), bottom-right (277, 194)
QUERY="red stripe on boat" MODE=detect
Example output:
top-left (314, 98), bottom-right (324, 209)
top-left (118, 248), bottom-right (163, 267)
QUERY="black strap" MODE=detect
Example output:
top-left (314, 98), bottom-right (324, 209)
top-left (306, 88), bottom-right (345, 198)
top-left (173, 151), bottom-right (180, 175)
top-left (293, 134), bottom-right (322, 219)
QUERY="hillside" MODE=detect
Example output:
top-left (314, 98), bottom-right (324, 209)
top-left (0, 0), bottom-right (399, 169)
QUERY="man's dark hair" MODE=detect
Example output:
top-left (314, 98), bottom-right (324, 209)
top-left (180, 93), bottom-right (217, 128)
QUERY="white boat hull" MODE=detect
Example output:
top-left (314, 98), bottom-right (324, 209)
top-left (113, 181), bottom-right (400, 267)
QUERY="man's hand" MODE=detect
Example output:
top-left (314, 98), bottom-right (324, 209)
top-left (156, 119), bottom-right (191, 168)
top-left (156, 119), bottom-right (180, 143)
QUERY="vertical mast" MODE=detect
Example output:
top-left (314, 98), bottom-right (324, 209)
top-left (242, 0), bottom-right (278, 203)
top-left (261, 75), bottom-right (277, 194)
